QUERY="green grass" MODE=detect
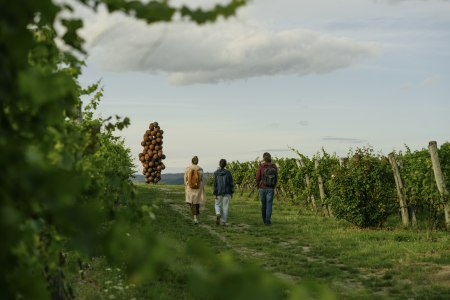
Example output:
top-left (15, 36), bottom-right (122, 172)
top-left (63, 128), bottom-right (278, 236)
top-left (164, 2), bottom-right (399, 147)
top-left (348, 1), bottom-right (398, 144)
top-left (71, 183), bottom-right (450, 299)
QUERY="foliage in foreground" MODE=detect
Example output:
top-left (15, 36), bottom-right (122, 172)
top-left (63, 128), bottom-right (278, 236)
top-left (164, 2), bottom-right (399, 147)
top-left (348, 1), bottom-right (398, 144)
top-left (1, 0), bottom-right (247, 298)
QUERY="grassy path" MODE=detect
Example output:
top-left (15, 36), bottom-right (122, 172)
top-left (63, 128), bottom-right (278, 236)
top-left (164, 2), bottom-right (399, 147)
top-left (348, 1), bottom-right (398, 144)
top-left (73, 183), bottom-right (450, 299)
top-left (167, 188), bottom-right (357, 287)
top-left (150, 183), bottom-right (450, 299)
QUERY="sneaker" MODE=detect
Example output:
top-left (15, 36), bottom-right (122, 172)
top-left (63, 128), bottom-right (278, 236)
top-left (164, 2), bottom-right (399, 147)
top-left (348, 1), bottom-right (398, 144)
top-left (221, 222), bottom-right (228, 227)
top-left (193, 220), bottom-right (198, 225)
top-left (216, 214), bottom-right (221, 226)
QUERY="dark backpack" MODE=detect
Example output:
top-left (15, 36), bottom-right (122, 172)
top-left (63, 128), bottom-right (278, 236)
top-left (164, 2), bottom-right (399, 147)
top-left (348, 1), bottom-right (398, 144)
top-left (262, 165), bottom-right (277, 187)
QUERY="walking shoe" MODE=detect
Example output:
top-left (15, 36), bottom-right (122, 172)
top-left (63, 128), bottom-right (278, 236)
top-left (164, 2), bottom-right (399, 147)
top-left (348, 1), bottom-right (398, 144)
top-left (193, 220), bottom-right (198, 225)
top-left (216, 214), bottom-right (221, 226)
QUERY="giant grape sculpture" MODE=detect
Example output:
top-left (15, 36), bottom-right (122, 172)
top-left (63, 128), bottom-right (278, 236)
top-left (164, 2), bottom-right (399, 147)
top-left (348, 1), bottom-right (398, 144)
top-left (139, 122), bottom-right (166, 183)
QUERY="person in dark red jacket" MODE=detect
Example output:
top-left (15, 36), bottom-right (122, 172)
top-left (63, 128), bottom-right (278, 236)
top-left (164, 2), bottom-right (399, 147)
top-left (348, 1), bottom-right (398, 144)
top-left (255, 152), bottom-right (278, 225)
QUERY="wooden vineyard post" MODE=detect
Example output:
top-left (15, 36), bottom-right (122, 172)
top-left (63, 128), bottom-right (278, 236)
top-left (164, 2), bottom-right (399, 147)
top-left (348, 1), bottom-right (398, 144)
top-left (428, 141), bottom-right (450, 230)
top-left (315, 159), bottom-right (332, 217)
top-left (296, 159), bottom-right (317, 211)
top-left (388, 152), bottom-right (410, 227)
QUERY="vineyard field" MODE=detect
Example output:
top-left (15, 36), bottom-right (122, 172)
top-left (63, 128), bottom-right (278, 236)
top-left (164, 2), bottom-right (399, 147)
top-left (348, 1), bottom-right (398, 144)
top-left (226, 143), bottom-right (450, 230)
top-left (69, 184), bottom-right (450, 299)
top-left (3, 1), bottom-right (449, 298)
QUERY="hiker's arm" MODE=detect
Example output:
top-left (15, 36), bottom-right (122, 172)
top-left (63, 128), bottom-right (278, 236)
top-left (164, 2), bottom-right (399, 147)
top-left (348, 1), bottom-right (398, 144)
top-left (213, 173), bottom-right (218, 196)
top-left (255, 166), bottom-right (261, 187)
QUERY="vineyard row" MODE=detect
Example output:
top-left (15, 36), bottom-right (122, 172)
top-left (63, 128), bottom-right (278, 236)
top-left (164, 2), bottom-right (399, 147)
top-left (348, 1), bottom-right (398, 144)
top-left (225, 141), bottom-right (450, 230)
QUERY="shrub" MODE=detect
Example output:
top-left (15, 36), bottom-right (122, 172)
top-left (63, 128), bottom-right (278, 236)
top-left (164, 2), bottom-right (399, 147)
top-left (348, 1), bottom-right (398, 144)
top-left (328, 147), bottom-right (397, 227)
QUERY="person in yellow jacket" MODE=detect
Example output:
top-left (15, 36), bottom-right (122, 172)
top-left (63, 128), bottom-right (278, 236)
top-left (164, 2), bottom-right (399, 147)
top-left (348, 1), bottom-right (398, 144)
top-left (184, 156), bottom-right (206, 225)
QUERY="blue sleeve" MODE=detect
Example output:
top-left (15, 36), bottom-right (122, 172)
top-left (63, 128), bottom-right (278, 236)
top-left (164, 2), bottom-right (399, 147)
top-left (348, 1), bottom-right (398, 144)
top-left (228, 171), bottom-right (234, 194)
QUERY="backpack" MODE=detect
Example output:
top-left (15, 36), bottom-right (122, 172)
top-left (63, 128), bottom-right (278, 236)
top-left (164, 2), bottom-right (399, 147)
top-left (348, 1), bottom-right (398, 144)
top-left (188, 168), bottom-right (201, 189)
top-left (262, 165), bottom-right (277, 187)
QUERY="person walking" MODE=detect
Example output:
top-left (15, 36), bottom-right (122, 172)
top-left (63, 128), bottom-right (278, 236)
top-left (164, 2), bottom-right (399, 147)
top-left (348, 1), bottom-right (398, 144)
top-left (184, 156), bottom-right (206, 225)
top-left (255, 152), bottom-right (278, 225)
top-left (213, 159), bottom-right (234, 226)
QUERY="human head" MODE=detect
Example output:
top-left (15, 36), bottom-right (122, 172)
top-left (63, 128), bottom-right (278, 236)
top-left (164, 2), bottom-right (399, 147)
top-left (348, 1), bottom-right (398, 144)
top-left (263, 152), bottom-right (271, 163)
top-left (192, 156), bottom-right (199, 165)
top-left (219, 159), bottom-right (227, 169)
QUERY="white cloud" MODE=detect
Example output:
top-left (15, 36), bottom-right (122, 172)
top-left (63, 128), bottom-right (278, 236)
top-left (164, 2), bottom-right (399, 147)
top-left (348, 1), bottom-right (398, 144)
top-left (81, 10), bottom-right (381, 85)
top-left (299, 120), bottom-right (309, 126)
top-left (420, 75), bottom-right (441, 87)
top-left (401, 75), bottom-right (441, 89)
top-left (322, 136), bottom-right (367, 144)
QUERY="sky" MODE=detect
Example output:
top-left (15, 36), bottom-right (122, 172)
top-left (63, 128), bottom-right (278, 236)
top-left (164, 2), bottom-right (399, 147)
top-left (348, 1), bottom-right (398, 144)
top-left (72, 0), bottom-right (450, 174)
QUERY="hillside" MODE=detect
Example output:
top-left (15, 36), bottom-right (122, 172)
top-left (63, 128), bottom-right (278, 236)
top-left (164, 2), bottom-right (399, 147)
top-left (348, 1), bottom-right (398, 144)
top-left (133, 172), bottom-right (213, 185)
top-left (132, 173), bottom-right (184, 185)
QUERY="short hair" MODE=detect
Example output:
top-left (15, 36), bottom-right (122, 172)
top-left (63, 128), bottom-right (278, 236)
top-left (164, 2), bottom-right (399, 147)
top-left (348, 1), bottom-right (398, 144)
top-left (192, 156), bottom-right (199, 165)
top-left (263, 152), bottom-right (271, 162)
top-left (219, 159), bottom-right (227, 169)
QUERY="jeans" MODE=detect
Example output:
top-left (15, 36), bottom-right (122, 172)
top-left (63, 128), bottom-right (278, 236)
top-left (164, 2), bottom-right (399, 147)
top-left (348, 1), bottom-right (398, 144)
top-left (259, 188), bottom-right (274, 224)
top-left (215, 194), bottom-right (231, 223)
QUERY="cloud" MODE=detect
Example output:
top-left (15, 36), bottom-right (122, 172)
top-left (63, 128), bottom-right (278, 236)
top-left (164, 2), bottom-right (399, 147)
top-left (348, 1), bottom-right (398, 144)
top-left (385, 0), bottom-right (449, 4)
top-left (420, 75), bottom-right (441, 87)
top-left (298, 120), bottom-right (309, 126)
top-left (401, 74), bottom-right (441, 90)
top-left (256, 149), bottom-right (293, 154)
top-left (81, 12), bottom-right (381, 85)
top-left (322, 136), bottom-right (367, 144)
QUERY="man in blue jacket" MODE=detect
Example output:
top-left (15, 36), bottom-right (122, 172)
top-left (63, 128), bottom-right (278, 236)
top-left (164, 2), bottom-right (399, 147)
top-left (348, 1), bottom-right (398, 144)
top-left (213, 159), bottom-right (234, 226)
